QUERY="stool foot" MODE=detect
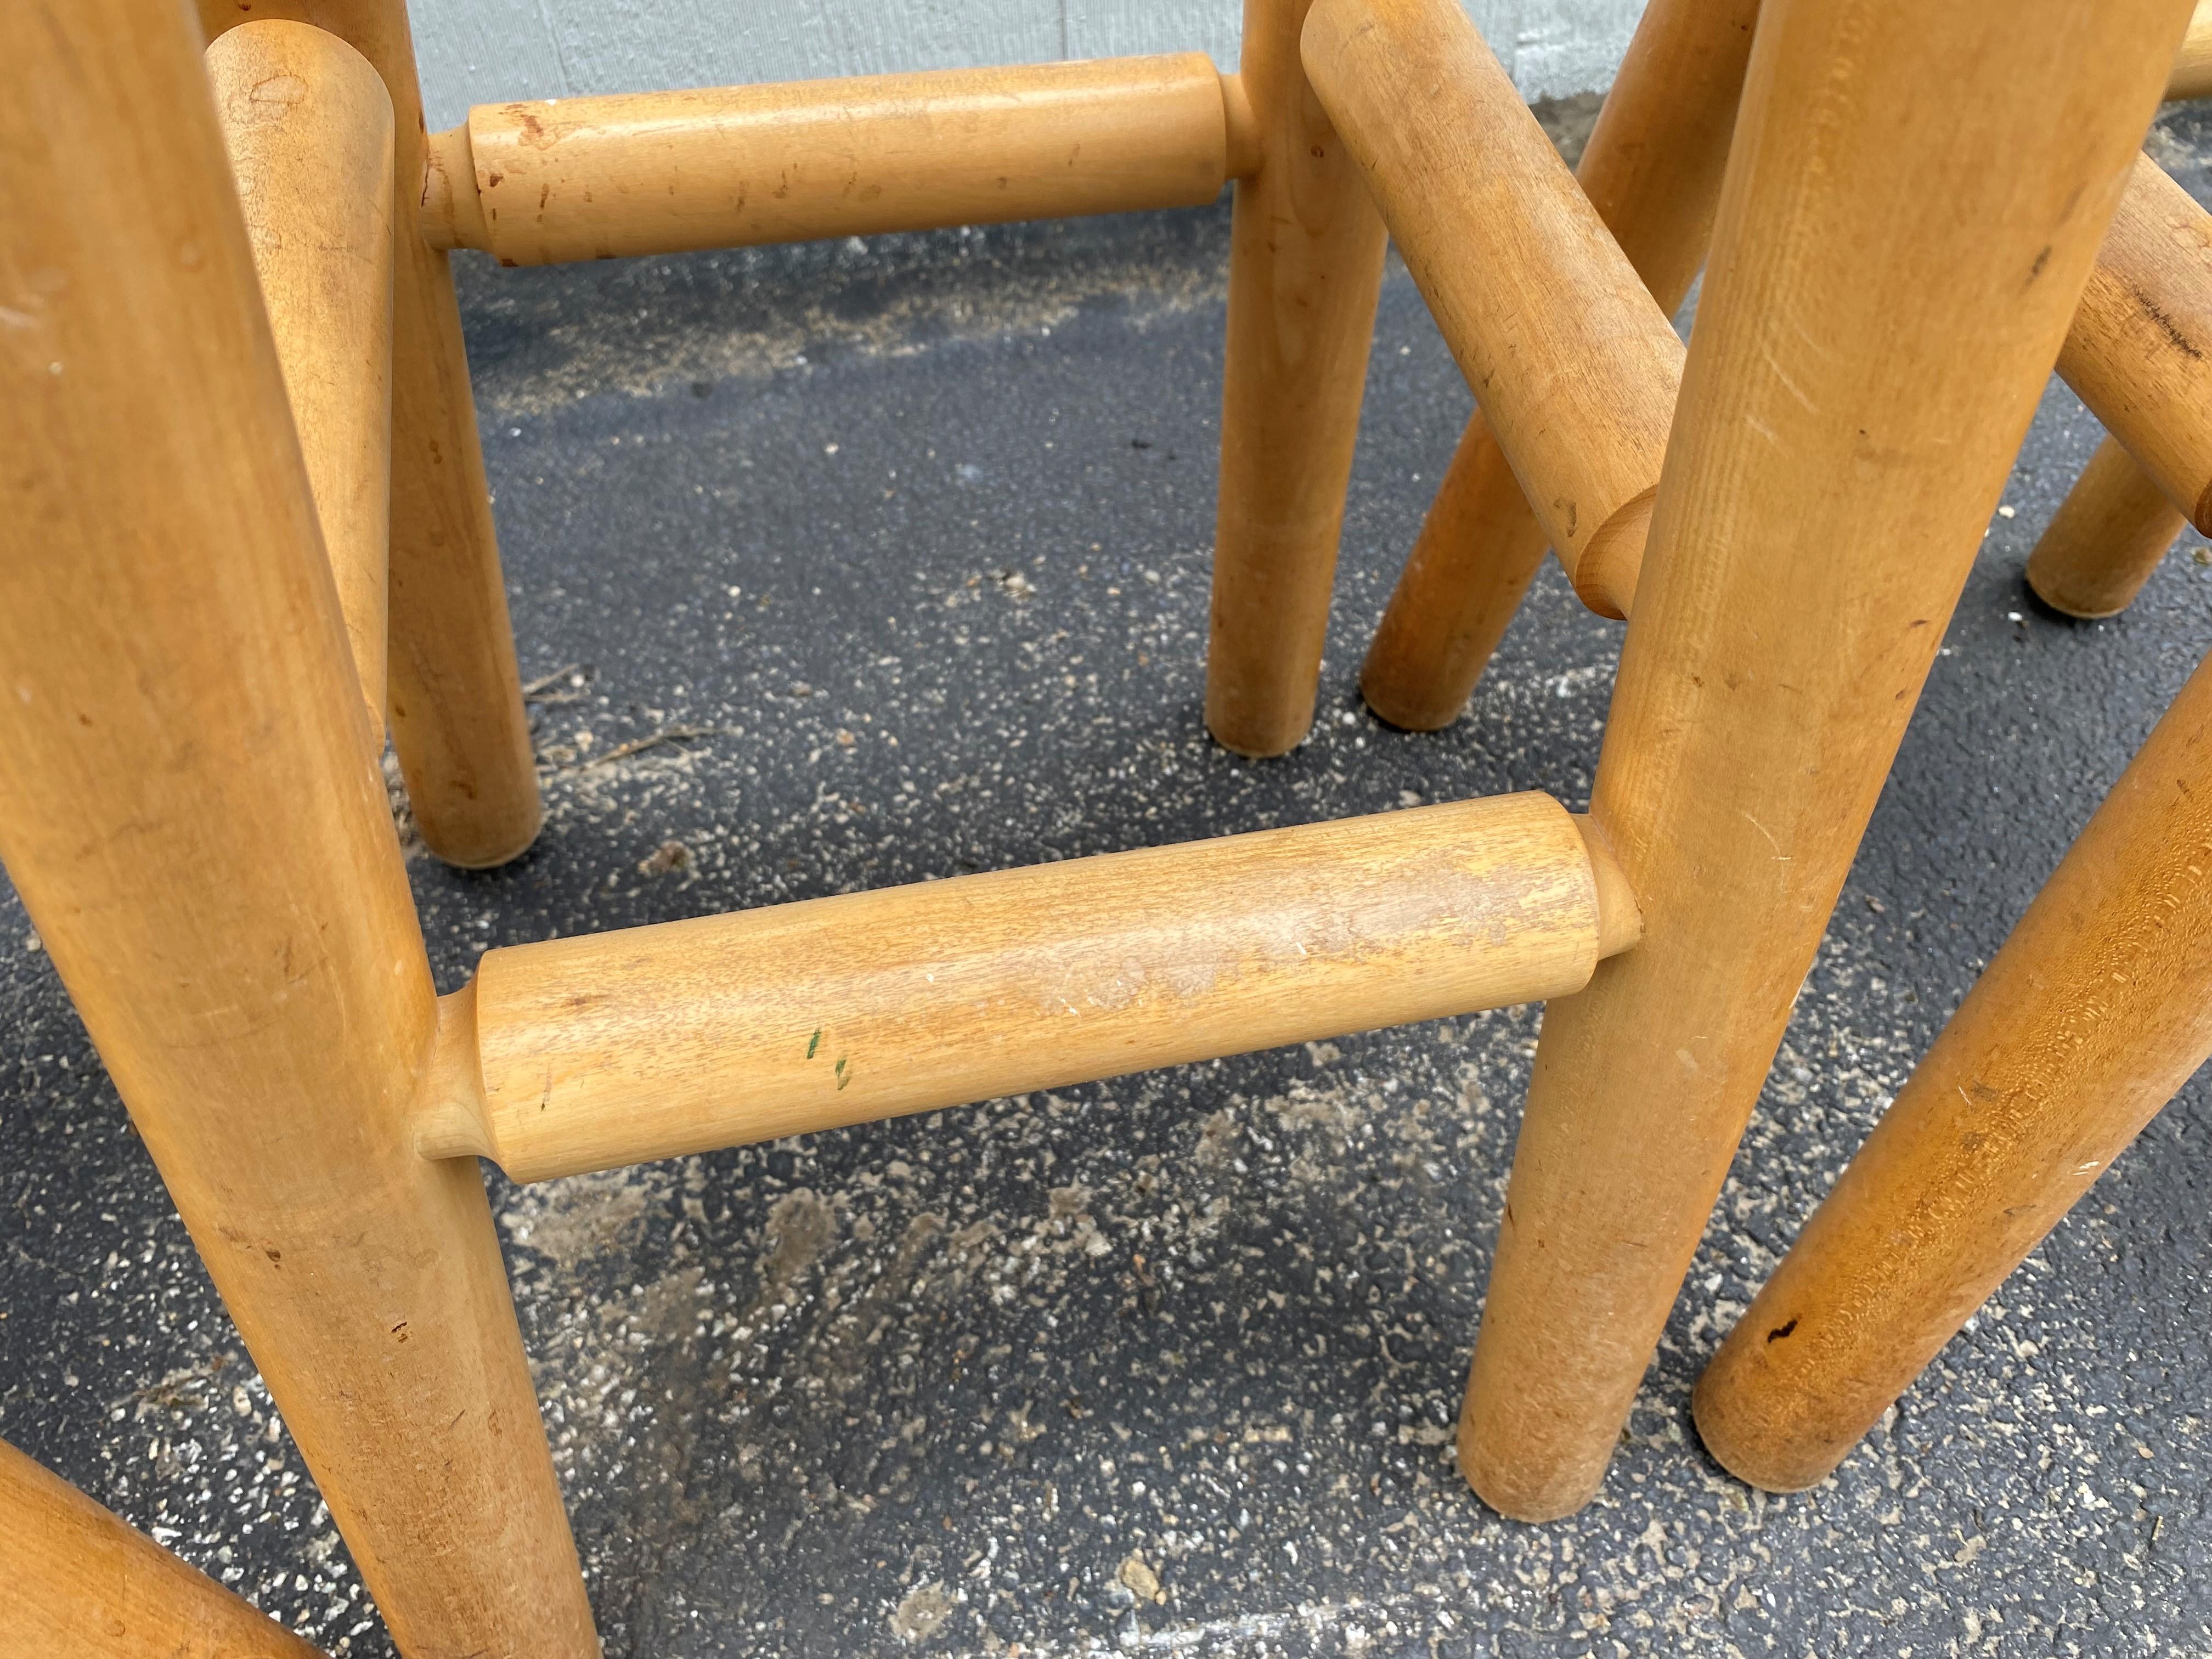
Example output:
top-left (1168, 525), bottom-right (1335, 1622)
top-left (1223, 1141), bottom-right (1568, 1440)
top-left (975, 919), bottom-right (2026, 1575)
top-left (1205, 0), bottom-right (1388, 759)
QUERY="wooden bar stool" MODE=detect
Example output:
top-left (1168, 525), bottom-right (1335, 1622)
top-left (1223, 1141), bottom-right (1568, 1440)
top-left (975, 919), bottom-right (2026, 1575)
top-left (1277, 0), bottom-right (2203, 1522)
top-left (3, 0), bottom-right (1633, 1644)
top-left (0, 8), bottom-right (2197, 1658)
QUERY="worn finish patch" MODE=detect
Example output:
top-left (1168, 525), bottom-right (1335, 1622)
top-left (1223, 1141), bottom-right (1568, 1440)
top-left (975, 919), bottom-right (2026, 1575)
top-left (4, 105), bottom-right (2211, 1659)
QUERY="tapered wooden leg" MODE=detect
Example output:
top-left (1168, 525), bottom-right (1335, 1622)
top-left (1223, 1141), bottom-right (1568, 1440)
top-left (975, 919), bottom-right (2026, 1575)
top-left (1204, 0), bottom-right (1388, 758)
top-left (1454, 0), bottom-right (2196, 1522)
top-left (2174, 0), bottom-right (2212, 99)
top-left (1357, 0), bottom-right (1761, 731)
top-left (210, 20), bottom-right (396, 739)
top-left (1693, 644), bottom-right (2212, 1491)
top-left (202, 0), bottom-right (543, 868)
top-left (2027, 434), bottom-right (2188, 618)
top-left (2, 1439), bottom-right (326, 1659)
top-left (0, 5), bottom-right (595, 1655)
top-left (1358, 411), bottom-right (1551, 730)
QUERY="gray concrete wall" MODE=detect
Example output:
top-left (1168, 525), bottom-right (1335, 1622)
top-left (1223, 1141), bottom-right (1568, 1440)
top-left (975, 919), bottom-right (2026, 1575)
top-left (407, 0), bottom-right (1647, 130)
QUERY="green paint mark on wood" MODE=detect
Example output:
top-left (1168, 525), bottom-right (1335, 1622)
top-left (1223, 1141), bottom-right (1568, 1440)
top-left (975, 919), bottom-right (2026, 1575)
top-left (806, 1028), bottom-right (822, 1059)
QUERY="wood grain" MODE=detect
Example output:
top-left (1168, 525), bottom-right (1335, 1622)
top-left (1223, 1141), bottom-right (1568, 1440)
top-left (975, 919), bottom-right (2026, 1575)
top-left (0, 4), bottom-right (594, 1651)
top-left (1, 1438), bottom-right (326, 1659)
top-left (416, 795), bottom-right (1637, 1183)
top-left (1454, 0), bottom-right (2196, 1522)
top-left (421, 55), bottom-right (1240, 264)
top-left (210, 20), bottom-right (395, 737)
top-left (1694, 642), bottom-right (2212, 1491)
top-left (2058, 153), bottom-right (2212, 537)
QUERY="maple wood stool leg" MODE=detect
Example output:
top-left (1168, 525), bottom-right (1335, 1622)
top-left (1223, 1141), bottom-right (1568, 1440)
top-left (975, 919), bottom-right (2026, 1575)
top-left (1453, 0), bottom-right (2198, 1522)
top-left (2027, 434), bottom-right (2190, 618)
top-left (2, 1438), bottom-right (328, 1659)
top-left (1694, 643), bottom-right (2212, 1490)
top-left (1205, 0), bottom-right (1389, 757)
top-left (1358, 422), bottom-right (1553, 731)
top-left (1359, 0), bottom-right (1762, 732)
top-left (0, 5), bottom-right (595, 1656)
top-left (2175, 0), bottom-right (2212, 99)
top-left (209, 19), bottom-right (396, 740)
top-left (201, 0), bottom-right (543, 868)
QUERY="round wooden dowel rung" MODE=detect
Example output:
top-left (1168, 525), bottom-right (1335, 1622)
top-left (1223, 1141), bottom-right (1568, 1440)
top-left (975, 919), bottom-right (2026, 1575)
top-left (1302, 0), bottom-right (1683, 621)
top-left (416, 792), bottom-right (1636, 1184)
top-left (2058, 154), bottom-right (2212, 538)
top-left (422, 55), bottom-right (1236, 265)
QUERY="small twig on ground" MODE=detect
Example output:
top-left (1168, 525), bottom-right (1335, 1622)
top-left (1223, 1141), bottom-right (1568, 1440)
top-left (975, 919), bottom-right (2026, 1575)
top-left (566, 724), bottom-right (731, 771)
top-left (522, 663), bottom-right (591, 703)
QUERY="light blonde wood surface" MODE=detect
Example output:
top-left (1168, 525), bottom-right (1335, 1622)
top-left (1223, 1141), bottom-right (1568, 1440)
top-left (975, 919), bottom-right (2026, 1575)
top-left (1454, 0), bottom-right (2196, 1523)
top-left (2027, 433), bottom-right (2188, 618)
top-left (1572, 0), bottom-right (1762, 338)
top-left (416, 795), bottom-right (1636, 1183)
top-left (1693, 643), bottom-right (2212, 1492)
top-left (1360, 413), bottom-right (1553, 731)
top-left (1217, 70), bottom-right (1263, 177)
top-left (209, 21), bottom-right (395, 738)
top-left (1358, 0), bottom-right (1760, 730)
top-left (421, 56), bottom-right (1236, 264)
top-left (2058, 154), bottom-right (2212, 537)
top-left (1, 1438), bottom-right (326, 1659)
top-left (1304, 0), bottom-right (1685, 623)
top-left (2168, 0), bottom-right (2212, 98)
top-left (201, 0), bottom-right (544, 871)
top-left (0, 4), bottom-right (595, 1654)
top-left (1204, 0), bottom-right (1389, 757)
